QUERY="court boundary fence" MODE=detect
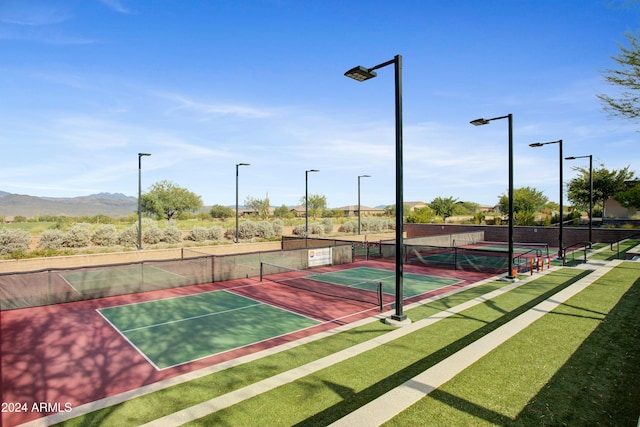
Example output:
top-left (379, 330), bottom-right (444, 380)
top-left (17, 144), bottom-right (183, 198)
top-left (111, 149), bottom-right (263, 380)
top-left (0, 243), bottom-right (353, 310)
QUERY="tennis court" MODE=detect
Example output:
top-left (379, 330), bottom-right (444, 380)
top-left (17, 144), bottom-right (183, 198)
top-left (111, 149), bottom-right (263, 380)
top-left (302, 266), bottom-right (463, 298)
top-left (98, 290), bottom-right (319, 369)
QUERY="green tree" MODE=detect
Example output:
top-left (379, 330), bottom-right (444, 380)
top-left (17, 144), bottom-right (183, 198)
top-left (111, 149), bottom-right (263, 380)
top-left (210, 204), bottom-right (234, 219)
top-left (498, 187), bottom-right (548, 214)
top-left (598, 31), bottom-right (640, 121)
top-left (614, 181), bottom-right (640, 209)
top-left (406, 206), bottom-right (436, 223)
top-left (273, 204), bottom-right (293, 218)
top-left (299, 194), bottom-right (327, 219)
top-left (566, 164), bottom-right (635, 216)
top-left (141, 180), bottom-right (203, 221)
top-left (244, 195), bottom-right (270, 220)
top-left (429, 196), bottom-right (459, 220)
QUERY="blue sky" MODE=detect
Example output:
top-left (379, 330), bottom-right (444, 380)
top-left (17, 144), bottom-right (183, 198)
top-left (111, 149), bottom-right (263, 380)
top-left (0, 0), bottom-right (637, 209)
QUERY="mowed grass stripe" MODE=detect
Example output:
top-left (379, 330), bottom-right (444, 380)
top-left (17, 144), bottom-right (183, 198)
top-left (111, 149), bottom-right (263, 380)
top-left (177, 270), bottom-right (587, 426)
top-left (57, 279), bottom-right (510, 426)
top-left (384, 262), bottom-right (640, 427)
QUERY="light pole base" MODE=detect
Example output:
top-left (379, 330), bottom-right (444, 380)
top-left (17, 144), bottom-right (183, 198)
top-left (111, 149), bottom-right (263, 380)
top-left (501, 276), bottom-right (518, 283)
top-left (385, 315), bottom-right (412, 327)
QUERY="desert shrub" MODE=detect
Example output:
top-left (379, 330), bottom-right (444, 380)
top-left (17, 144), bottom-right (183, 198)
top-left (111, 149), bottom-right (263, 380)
top-left (339, 221), bottom-right (357, 233)
top-left (209, 226), bottom-right (223, 240)
top-left (91, 224), bottom-right (118, 246)
top-left (224, 228), bottom-right (236, 240)
top-left (0, 227), bottom-right (30, 255)
top-left (292, 224), bottom-right (306, 236)
top-left (143, 226), bottom-right (163, 244)
top-left (322, 218), bottom-right (333, 234)
top-left (186, 226), bottom-right (210, 242)
top-left (254, 221), bottom-right (275, 239)
top-left (63, 223), bottom-right (91, 248)
top-left (38, 229), bottom-right (65, 250)
top-left (118, 226), bottom-right (138, 247)
top-left (162, 226), bottom-right (183, 244)
top-left (272, 219), bottom-right (284, 236)
top-left (310, 223), bottom-right (324, 236)
top-left (238, 221), bottom-right (257, 240)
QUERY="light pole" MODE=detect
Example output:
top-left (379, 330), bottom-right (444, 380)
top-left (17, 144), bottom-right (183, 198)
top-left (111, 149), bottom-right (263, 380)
top-left (137, 153), bottom-right (151, 250)
top-left (235, 163), bottom-right (250, 243)
top-left (345, 54), bottom-right (407, 322)
top-left (470, 114), bottom-right (515, 280)
top-left (305, 169), bottom-right (319, 243)
top-left (358, 175), bottom-right (371, 235)
top-left (529, 139), bottom-right (563, 259)
top-left (566, 155), bottom-right (593, 247)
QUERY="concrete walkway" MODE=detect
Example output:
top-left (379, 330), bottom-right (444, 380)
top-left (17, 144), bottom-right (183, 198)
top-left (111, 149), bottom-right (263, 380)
top-left (21, 259), bottom-right (617, 427)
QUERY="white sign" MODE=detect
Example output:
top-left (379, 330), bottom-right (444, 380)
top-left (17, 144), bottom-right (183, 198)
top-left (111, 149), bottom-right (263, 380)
top-left (308, 247), bottom-right (332, 267)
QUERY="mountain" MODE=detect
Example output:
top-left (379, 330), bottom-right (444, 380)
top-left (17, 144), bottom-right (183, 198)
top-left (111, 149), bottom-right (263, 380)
top-left (0, 192), bottom-right (138, 218)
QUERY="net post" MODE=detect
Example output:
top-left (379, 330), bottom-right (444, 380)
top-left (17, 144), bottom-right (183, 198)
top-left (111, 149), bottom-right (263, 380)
top-left (378, 281), bottom-right (383, 312)
top-left (259, 262), bottom-right (264, 282)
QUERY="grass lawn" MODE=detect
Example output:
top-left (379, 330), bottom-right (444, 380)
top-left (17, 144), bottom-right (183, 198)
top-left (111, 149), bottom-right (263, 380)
top-left (386, 262), bottom-right (640, 426)
top-left (55, 263), bottom-right (640, 426)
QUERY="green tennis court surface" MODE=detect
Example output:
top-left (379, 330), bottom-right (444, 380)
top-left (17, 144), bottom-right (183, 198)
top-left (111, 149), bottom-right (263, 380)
top-left (307, 267), bottom-right (462, 298)
top-left (62, 264), bottom-right (189, 293)
top-left (98, 291), bottom-right (319, 369)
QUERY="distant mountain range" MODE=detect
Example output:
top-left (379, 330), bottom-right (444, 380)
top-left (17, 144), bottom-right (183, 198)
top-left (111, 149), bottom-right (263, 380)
top-left (0, 191), bottom-right (138, 218)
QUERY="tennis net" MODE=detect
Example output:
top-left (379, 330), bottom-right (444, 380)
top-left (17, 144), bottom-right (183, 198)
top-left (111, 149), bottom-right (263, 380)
top-left (260, 262), bottom-right (383, 311)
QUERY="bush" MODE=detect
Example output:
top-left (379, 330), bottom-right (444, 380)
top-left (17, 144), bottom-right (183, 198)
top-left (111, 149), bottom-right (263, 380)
top-left (209, 226), bottom-right (223, 240)
top-left (255, 221), bottom-right (275, 239)
top-left (272, 219), bottom-right (284, 236)
top-left (0, 227), bottom-right (30, 255)
top-left (238, 221), bottom-right (257, 240)
top-left (63, 223), bottom-right (91, 248)
top-left (91, 224), bottom-right (118, 246)
top-left (143, 226), bottom-right (163, 244)
top-left (310, 223), bottom-right (324, 236)
top-left (339, 221), bottom-right (357, 233)
top-left (118, 226), bottom-right (138, 247)
top-left (322, 218), bottom-right (333, 234)
top-left (186, 226), bottom-right (210, 242)
top-left (38, 229), bottom-right (65, 250)
top-left (292, 224), bottom-right (307, 236)
top-left (162, 226), bottom-right (183, 244)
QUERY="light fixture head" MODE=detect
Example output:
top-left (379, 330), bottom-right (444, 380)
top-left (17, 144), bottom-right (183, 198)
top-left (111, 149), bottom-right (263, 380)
top-left (565, 156), bottom-right (576, 160)
top-left (529, 143), bottom-right (544, 147)
top-left (344, 66), bottom-right (377, 82)
top-left (470, 118), bottom-right (490, 126)
top-left (237, 163), bottom-right (250, 166)
top-left (138, 153), bottom-right (151, 157)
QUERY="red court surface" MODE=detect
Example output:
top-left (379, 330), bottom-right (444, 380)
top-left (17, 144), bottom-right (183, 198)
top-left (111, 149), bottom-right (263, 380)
top-left (1, 260), bottom-right (492, 426)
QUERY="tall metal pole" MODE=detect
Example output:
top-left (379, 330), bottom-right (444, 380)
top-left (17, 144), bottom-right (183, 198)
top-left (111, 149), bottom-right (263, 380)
top-left (566, 154), bottom-right (593, 248)
top-left (588, 155), bottom-right (593, 247)
top-left (507, 114), bottom-right (514, 279)
top-left (470, 114), bottom-right (513, 279)
top-left (559, 140), bottom-right (564, 258)
top-left (529, 140), bottom-right (563, 260)
top-left (345, 54), bottom-right (406, 322)
top-left (235, 163), bottom-right (250, 243)
top-left (393, 55), bottom-right (406, 320)
top-left (137, 153), bottom-right (151, 250)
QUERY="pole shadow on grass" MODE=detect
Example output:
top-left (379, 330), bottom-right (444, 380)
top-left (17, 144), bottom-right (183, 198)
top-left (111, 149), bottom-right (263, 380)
top-left (293, 270), bottom-right (592, 427)
top-left (511, 275), bottom-right (640, 427)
